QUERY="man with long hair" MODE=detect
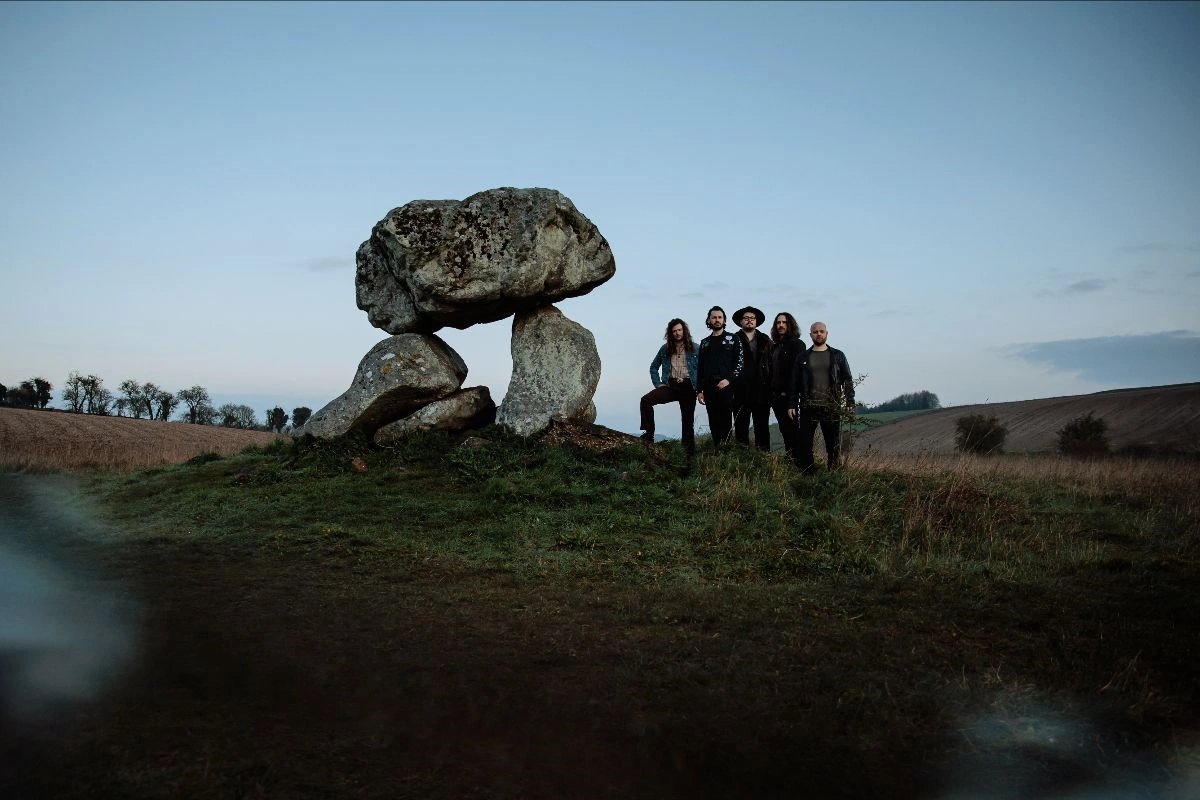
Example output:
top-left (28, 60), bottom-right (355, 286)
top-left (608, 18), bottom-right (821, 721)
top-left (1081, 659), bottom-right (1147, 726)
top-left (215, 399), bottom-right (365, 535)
top-left (640, 318), bottom-right (699, 452)
top-left (696, 306), bottom-right (744, 450)
top-left (769, 312), bottom-right (805, 463)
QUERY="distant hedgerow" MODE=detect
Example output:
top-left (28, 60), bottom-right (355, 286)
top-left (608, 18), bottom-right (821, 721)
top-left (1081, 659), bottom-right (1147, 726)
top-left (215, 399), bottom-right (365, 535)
top-left (954, 414), bottom-right (1008, 455)
top-left (1057, 412), bottom-right (1110, 458)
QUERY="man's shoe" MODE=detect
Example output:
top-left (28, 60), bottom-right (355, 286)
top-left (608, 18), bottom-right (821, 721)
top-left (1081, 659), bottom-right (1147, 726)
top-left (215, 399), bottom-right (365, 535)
top-left (639, 431), bottom-right (655, 442)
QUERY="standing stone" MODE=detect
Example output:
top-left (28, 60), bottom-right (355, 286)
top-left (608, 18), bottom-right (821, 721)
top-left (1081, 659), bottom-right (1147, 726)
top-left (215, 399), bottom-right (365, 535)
top-left (355, 188), bottom-right (616, 334)
top-left (374, 386), bottom-right (496, 444)
top-left (497, 306), bottom-right (600, 437)
top-left (301, 334), bottom-right (468, 440)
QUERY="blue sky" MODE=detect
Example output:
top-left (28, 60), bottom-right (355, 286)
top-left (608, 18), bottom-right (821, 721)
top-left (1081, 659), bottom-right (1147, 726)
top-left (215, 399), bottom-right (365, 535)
top-left (2, 1), bottom-right (1197, 433)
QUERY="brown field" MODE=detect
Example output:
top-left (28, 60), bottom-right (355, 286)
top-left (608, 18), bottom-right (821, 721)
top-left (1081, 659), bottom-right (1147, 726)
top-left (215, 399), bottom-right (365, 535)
top-left (0, 407), bottom-right (286, 470)
top-left (856, 382), bottom-right (1200, 455)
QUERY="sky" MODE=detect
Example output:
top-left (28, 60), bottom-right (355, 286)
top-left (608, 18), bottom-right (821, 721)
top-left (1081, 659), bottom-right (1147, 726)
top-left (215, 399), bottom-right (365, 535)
top-left (2, 1), bottom-right (1198, 434)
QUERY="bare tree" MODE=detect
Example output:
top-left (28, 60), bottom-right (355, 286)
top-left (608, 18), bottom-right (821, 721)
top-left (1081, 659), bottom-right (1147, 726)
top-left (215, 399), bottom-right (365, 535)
top-left (218, 403), bottom-right (257, 429)
top-left (119, 379), bottom-right (146, 418)
top-left (154, 388), bottom-right (178, 421)
top-left (177, 386), bottom-right (216, 424)
top-left (65, 373), bottom-right (113, 415)
top-left (63, 372), bottom-right (86, 413)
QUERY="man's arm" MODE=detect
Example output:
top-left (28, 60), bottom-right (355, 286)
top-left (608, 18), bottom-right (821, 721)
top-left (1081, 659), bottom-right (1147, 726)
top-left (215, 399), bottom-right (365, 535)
top-left (787, 348), bottom-right (806, 419)
top-left (648, 346), bottom-right (665, 388)
top-left (730, 334), bottom-right (745, 383)
top-left (838, 351), bottom-right (855, 407)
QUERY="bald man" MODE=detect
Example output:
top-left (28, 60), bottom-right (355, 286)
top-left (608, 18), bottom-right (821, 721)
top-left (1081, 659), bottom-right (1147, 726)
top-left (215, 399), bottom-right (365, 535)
top-left (788, 321), bottom-right (854, 472)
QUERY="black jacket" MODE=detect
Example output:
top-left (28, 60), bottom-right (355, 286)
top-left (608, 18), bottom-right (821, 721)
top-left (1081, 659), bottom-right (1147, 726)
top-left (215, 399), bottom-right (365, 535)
top-left (770, 335), bottom-right (805, 403)
top-left (790, 346), bottom-right (854, 409)
top-left (697, 331), bottom-right (745, 391)
top-left (737, 330), bottom-right (773, 403)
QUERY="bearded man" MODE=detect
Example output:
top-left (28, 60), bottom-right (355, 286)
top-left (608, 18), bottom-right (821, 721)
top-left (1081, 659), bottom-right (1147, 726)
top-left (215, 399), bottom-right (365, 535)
top-left (696, 306), bottom-right (744, 451)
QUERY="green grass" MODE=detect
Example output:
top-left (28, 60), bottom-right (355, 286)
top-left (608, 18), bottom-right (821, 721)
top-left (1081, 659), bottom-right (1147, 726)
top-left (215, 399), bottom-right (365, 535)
top-left (854, 408), bottom-right (933, 426)
top-left (89, 425), bottom-right (1193, 589)
top-left (762, 408), bottom-right (929, 450)
top-left (14, 427), bottom-right (1197, 798)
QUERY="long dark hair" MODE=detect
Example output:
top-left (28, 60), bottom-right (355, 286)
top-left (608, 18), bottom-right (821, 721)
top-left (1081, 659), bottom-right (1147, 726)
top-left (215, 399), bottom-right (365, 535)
top-left (664, 318), bottom-right (695, 353)
top-left (771, 312), bottom-right (801, 344)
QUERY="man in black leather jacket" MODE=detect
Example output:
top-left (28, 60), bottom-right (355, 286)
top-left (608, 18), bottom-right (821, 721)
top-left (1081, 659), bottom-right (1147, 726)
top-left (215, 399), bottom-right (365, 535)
top-left (789, 321), bottom-right (854, 472)
top-left (769, 312), bottom-right (805, 462)
top-left (697, 306), bottom-right (744, 451)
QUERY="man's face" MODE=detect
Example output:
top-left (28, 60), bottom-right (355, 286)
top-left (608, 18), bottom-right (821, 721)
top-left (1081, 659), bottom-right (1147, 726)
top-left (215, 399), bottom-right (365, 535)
top-left (707, 310), bottom-right (725, 330)
top-left (774, 315), bottom-right (789, 336)
top-left (739, 312), bottom-right (758, 333)
top-left (810, 324), bottom-right (828, 346)
top-left (670, 323), bottom-right (684, 342)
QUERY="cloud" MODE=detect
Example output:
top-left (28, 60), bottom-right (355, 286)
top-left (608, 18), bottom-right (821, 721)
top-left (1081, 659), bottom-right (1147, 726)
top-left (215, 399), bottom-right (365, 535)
top-left (1188, 271), bottom-right (1200, 279)
top-left (1008, 330), bottom-right (1200, 385)
top-left (1119, 242), bottom-right (1200, 254)
top-left (1063, 278), bottom-right (1111, 294)
top-left (298, 257), bottom-right (351, 272)
top-left (1037, 277), bottom-right (1112, 297)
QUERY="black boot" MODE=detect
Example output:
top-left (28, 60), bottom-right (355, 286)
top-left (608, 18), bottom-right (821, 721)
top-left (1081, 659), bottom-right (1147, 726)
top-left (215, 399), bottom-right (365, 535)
top-left (640, 430), bottom-right (655, 442)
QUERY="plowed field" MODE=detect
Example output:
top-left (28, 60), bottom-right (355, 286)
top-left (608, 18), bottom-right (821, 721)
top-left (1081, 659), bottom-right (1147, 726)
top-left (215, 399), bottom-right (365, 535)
top-left (0, 407), bottom-right (285, 470)
top-left (856, 383), bottom-right (1200, 456)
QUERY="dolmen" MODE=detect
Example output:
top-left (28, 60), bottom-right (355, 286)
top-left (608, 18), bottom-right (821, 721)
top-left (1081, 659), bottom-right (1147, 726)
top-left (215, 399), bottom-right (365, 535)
top-left (301, 187), bottom-right (614, 441)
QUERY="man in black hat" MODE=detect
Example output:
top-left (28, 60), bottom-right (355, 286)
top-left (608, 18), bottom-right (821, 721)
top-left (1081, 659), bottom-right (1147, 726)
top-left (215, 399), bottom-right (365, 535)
top-left (732, 305), bottom-right (773, 450)
top-left (696, 305), bottom-right (744, 450)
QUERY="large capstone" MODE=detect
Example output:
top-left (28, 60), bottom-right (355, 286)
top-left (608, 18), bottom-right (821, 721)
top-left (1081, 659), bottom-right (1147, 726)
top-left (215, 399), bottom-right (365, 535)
top-left (356, 187), bottom-right (615, 334)
top-left (496, 305), bottom-right (600, 438)
top-left (374, 386), bottom-right (496, 444)
top-left (301, 334), bottom-right (468, 440)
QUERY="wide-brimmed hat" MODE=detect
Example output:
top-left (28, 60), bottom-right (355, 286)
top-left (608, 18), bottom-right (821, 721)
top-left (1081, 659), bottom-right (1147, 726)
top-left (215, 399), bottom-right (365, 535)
top-left (733, 306), bottom-right (765, 327)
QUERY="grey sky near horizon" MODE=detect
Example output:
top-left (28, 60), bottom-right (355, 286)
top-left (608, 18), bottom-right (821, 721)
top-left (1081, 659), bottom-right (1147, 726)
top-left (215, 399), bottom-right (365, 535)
top-left (2, 1), bottom-right (1197, 433)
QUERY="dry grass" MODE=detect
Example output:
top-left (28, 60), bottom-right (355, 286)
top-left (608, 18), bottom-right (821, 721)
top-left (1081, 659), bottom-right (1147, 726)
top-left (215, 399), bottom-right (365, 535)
top-left (854, 449), bottom-right (1199, 507)
top-left (0, 407), bottom-right (285, 470)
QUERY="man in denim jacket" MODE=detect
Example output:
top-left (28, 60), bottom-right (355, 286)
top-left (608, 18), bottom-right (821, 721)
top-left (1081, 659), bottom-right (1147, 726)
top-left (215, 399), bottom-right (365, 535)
top-left (640, 318), bottom-right (700, 452)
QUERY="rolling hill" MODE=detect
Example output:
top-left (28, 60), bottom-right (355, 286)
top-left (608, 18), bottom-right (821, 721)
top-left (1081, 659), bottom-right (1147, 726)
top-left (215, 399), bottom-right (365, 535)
top-left (854, 383), bottom-right (1200, 456)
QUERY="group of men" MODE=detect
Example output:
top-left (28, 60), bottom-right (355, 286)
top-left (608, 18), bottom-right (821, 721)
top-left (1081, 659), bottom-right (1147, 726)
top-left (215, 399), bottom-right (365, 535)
top-left (640, 305), bottom-right (854, 472)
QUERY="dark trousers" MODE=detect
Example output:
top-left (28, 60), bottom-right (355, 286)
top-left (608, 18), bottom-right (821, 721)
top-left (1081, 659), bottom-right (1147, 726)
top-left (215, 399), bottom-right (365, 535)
top-left (639, 379), bottom-right (695, 450)
top-left (771, 396), bottom-right (800, 460)
top-left (702, 384), bottom-right (735, 450)
top-left (797, 404), bottom-right (842, 472)
top-left (735, 399), bottom-right (772, 450)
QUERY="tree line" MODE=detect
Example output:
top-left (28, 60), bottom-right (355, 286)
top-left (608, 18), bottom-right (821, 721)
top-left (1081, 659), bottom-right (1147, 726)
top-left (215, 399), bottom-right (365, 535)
top-left (1, 373), bottom-right (311, 433)
top-left (855, 390), bottom-right (941, 414)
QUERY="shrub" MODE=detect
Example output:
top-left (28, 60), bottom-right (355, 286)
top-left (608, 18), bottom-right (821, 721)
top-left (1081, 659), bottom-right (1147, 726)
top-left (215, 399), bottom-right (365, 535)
top-left (954, 414), bottom-right (1008, 455)
top-left (1057, 412), bottom-right (1109, 458)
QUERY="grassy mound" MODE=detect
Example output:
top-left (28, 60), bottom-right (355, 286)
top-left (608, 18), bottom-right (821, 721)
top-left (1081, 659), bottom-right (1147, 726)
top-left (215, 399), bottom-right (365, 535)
top-left (7, 427), bottom-right (1196, 798)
